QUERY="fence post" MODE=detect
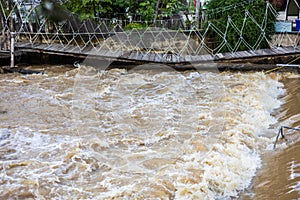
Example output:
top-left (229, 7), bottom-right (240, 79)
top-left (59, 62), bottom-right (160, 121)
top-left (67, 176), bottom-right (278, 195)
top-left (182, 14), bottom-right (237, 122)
top-left (10, 32), bottom-right (15, 68)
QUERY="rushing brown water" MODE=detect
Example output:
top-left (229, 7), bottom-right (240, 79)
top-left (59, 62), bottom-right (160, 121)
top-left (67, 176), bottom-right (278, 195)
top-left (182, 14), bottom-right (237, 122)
top-left (0, 65), bottom-right (298, 199)
top-left (240, 73), bottom-right (300, 200)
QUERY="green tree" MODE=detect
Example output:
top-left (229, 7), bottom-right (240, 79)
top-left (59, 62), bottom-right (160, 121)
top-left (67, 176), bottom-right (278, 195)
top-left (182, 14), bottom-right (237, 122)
top-left (160, 0), bottom-right (187, 16)
top-left (64, 0), bottom-right (188, 21)
top-left (205, 0), bottom-right (278, 53)
top-left (65, 0), bottom-right (116, 19)
top-left (138, 1), bottom-right (156, 21)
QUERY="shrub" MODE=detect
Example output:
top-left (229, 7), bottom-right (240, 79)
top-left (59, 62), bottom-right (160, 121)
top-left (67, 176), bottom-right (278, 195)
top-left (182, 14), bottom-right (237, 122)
top-left (124, 22), bottom-right (147, 30)
top-left (205, 0), bottom-right (278, 53)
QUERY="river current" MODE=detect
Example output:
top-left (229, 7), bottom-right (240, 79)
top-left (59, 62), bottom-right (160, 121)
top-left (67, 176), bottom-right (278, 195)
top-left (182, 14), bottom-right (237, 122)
top-left (0, 64), bottom-right (298, 199)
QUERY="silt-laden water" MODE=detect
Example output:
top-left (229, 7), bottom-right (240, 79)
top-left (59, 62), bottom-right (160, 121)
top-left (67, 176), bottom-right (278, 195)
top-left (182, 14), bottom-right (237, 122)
top-left (0, 65), bottom-right (298, 199)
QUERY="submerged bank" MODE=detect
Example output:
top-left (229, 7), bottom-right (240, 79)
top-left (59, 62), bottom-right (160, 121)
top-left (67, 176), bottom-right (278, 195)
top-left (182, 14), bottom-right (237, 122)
top-left (0, 65), bottom-right (299, 199)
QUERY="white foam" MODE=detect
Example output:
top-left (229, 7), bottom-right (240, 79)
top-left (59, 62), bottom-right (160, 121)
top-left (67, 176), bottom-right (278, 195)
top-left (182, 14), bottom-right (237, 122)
top-left (0, 70), bottom-right (286, 199)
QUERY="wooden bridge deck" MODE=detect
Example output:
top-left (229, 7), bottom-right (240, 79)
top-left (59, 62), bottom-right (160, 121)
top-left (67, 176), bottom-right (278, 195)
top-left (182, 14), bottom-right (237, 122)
top-left (0, 51), bottom-right (10, 59)
top-left (15, 42), bottom-right (300, 64)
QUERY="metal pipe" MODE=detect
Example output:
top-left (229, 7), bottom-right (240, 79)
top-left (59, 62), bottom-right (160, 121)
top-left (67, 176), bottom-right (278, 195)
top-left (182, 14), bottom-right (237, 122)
top-left (273, 126), bottom-right (300, 149)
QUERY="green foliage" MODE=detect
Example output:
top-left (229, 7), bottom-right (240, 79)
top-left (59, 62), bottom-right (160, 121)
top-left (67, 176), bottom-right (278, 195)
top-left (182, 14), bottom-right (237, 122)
top-left (64, 0), bottom-right (188, 21)
top-left (124, 22), bottom-right (147, 30)
top-left (161, 0), bottom-right (188, 16)
top-left (65, 0), bottom-right (130, 20)
top-left (138, 1), bottom-right (156, 21)
top-left (205, 0), bottom-right (278, 52)
top-left (136, 0), bottom-right (188, 21)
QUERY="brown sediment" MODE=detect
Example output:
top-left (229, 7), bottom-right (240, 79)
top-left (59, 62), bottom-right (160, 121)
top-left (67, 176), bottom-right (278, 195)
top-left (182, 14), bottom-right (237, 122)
top-left (239, 73), bottom-right (300, 199)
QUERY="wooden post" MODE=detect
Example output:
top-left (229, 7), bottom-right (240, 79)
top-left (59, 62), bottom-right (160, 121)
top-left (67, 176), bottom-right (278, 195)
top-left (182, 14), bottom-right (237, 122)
top-left (10, 32), bottom-right (15, 68)
top-left (195, 0), bottom-right (201, 29)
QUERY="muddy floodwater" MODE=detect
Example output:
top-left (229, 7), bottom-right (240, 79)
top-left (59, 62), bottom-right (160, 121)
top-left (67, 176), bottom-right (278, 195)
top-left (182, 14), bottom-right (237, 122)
top-left (0, 65), bottom-right (299, 199)
top-left (240, 74), bottom-right (300, 200)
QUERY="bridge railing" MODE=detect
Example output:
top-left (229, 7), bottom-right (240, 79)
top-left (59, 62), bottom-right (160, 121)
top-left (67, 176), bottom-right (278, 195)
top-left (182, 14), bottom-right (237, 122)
top-left (1, 1), bottom-right (300, 62)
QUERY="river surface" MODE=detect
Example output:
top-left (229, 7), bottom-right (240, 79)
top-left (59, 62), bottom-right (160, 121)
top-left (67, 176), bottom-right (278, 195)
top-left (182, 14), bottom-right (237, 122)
top-left (239, 73), bottom-right (300, 200)
top-left (0, 65), bottom-right (299, 199)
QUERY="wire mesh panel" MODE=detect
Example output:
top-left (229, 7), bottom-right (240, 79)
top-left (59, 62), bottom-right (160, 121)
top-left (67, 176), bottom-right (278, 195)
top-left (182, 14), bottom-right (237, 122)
top-left (0, 1), bottom-right (299, 62)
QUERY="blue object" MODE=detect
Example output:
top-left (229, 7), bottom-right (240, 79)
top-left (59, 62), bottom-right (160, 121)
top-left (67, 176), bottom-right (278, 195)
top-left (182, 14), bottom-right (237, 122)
top-left (296, 19), bottom-right (300, 31)
top-left (275, 21), bottom-right (292, 32)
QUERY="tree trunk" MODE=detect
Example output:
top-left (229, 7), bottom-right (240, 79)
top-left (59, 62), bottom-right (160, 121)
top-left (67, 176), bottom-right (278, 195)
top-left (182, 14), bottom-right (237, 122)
top-left (154, 0), bottom-right (160, 24)
top-left (13, 0), bottom-right (23, 32)
top-left (195, 0), bottom-right (201, 29)
top-left (0, 3), bottom-right (7, 50)
top-left (8, 0), bottom-right (14, 32)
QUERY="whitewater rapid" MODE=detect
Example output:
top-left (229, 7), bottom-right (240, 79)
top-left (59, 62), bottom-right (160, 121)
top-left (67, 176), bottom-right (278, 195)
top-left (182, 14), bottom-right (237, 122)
top-left (0, 66), bottom-right (285, 199)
